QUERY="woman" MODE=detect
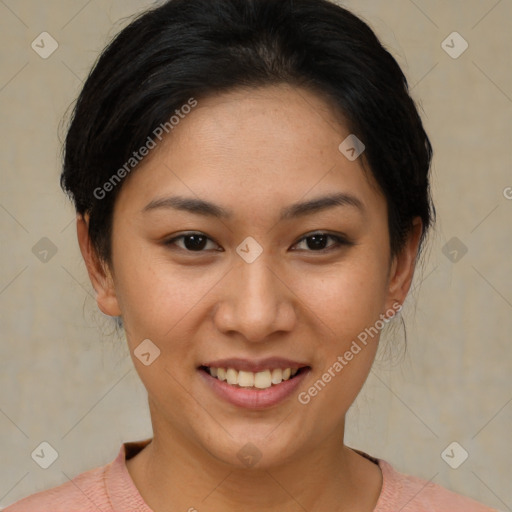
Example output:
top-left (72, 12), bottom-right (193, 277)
top-left (5, 0), bottom-right (501, 510)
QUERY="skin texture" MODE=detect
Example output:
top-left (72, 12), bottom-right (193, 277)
top-left (77, 84), bottom-right (422, 512)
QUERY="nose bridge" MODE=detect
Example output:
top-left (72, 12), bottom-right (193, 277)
top-left (215, 250), bottom-right (294, 342)
top-left (238, 254), bottom-right (277, 308)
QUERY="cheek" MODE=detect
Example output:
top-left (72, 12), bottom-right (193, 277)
top-left (111, 248), bottom-right (211, 419)
top-left (111, 241), bottom-right (223, 349)
top-left (293, 257), bottom-right (388, 419)
top-left (294, 254), bottom-right (389, 346)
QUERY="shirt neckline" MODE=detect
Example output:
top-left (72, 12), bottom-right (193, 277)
top-left (106, 439), bottom-right (397, 512)
top-left (106, 438), bottom-right (154, 511)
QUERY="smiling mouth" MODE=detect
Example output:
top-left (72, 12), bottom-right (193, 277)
top-left (199, 366), bottom-right (309, 389)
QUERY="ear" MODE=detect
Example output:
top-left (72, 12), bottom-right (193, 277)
top-left (385, 217), bottom-right (423, 310)
top-left (76, 214), bottom-right (122, 317)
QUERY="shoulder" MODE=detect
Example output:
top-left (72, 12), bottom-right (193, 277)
top-left (2, 462), bottom-right (111, 511)
top-left (1, 440), bottom-right (150, 512)
top-left (377, 458), bottom-right (500, 512)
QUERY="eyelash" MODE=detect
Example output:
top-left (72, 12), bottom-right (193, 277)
top-left (164, 231), bottom-right (352, 254)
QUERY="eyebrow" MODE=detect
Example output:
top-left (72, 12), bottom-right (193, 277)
top-left (142, 192), bottom-right (365, 220)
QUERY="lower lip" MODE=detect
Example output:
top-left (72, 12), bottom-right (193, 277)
top-left (198, 368), bottom-right (310, 409)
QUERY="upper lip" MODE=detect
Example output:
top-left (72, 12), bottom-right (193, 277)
top-left (200, 357), bottom-right (310, 373)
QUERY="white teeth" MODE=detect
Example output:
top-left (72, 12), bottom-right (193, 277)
top-left (271, 368), bottom-right (283, 384)
top-left (238, 370), bottom-right (255, 387)
top-left (254, 369), bottom-right (272, 389)
top-left (226, 368), bottom-right (238, 385)
top-left (206, 366), bottom-right (301, 388)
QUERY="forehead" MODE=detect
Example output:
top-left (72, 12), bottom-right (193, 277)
top-left (115, 85), bottom-right (385, 221)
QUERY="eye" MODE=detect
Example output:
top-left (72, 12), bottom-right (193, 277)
top-left (292, 232), bottom-right (351, 252)
top-left (164, 231), bottom-right (351, 254)
top-left (164, 232), bottom-right (221, 252)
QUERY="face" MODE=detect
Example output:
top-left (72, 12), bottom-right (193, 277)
top-left (80, 84), bottom-right (420, 469)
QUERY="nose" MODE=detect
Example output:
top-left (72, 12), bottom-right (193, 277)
top-left (213, 255), bottom-right (296, 343)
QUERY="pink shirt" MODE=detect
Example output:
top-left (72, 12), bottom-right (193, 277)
top-left (3, 438), bottom-right (500, 511)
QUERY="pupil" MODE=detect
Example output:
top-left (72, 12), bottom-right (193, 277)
top-left (185, 234), bottom-right (207, 251)
top-left (308, 234), bottom-right (327, 250)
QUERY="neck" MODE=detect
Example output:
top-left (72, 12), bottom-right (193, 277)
top-left (126, 409), bottom-right (382, 512)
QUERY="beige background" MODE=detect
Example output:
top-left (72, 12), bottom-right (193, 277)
top-left (0, 0), bottom-right (511, 509)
